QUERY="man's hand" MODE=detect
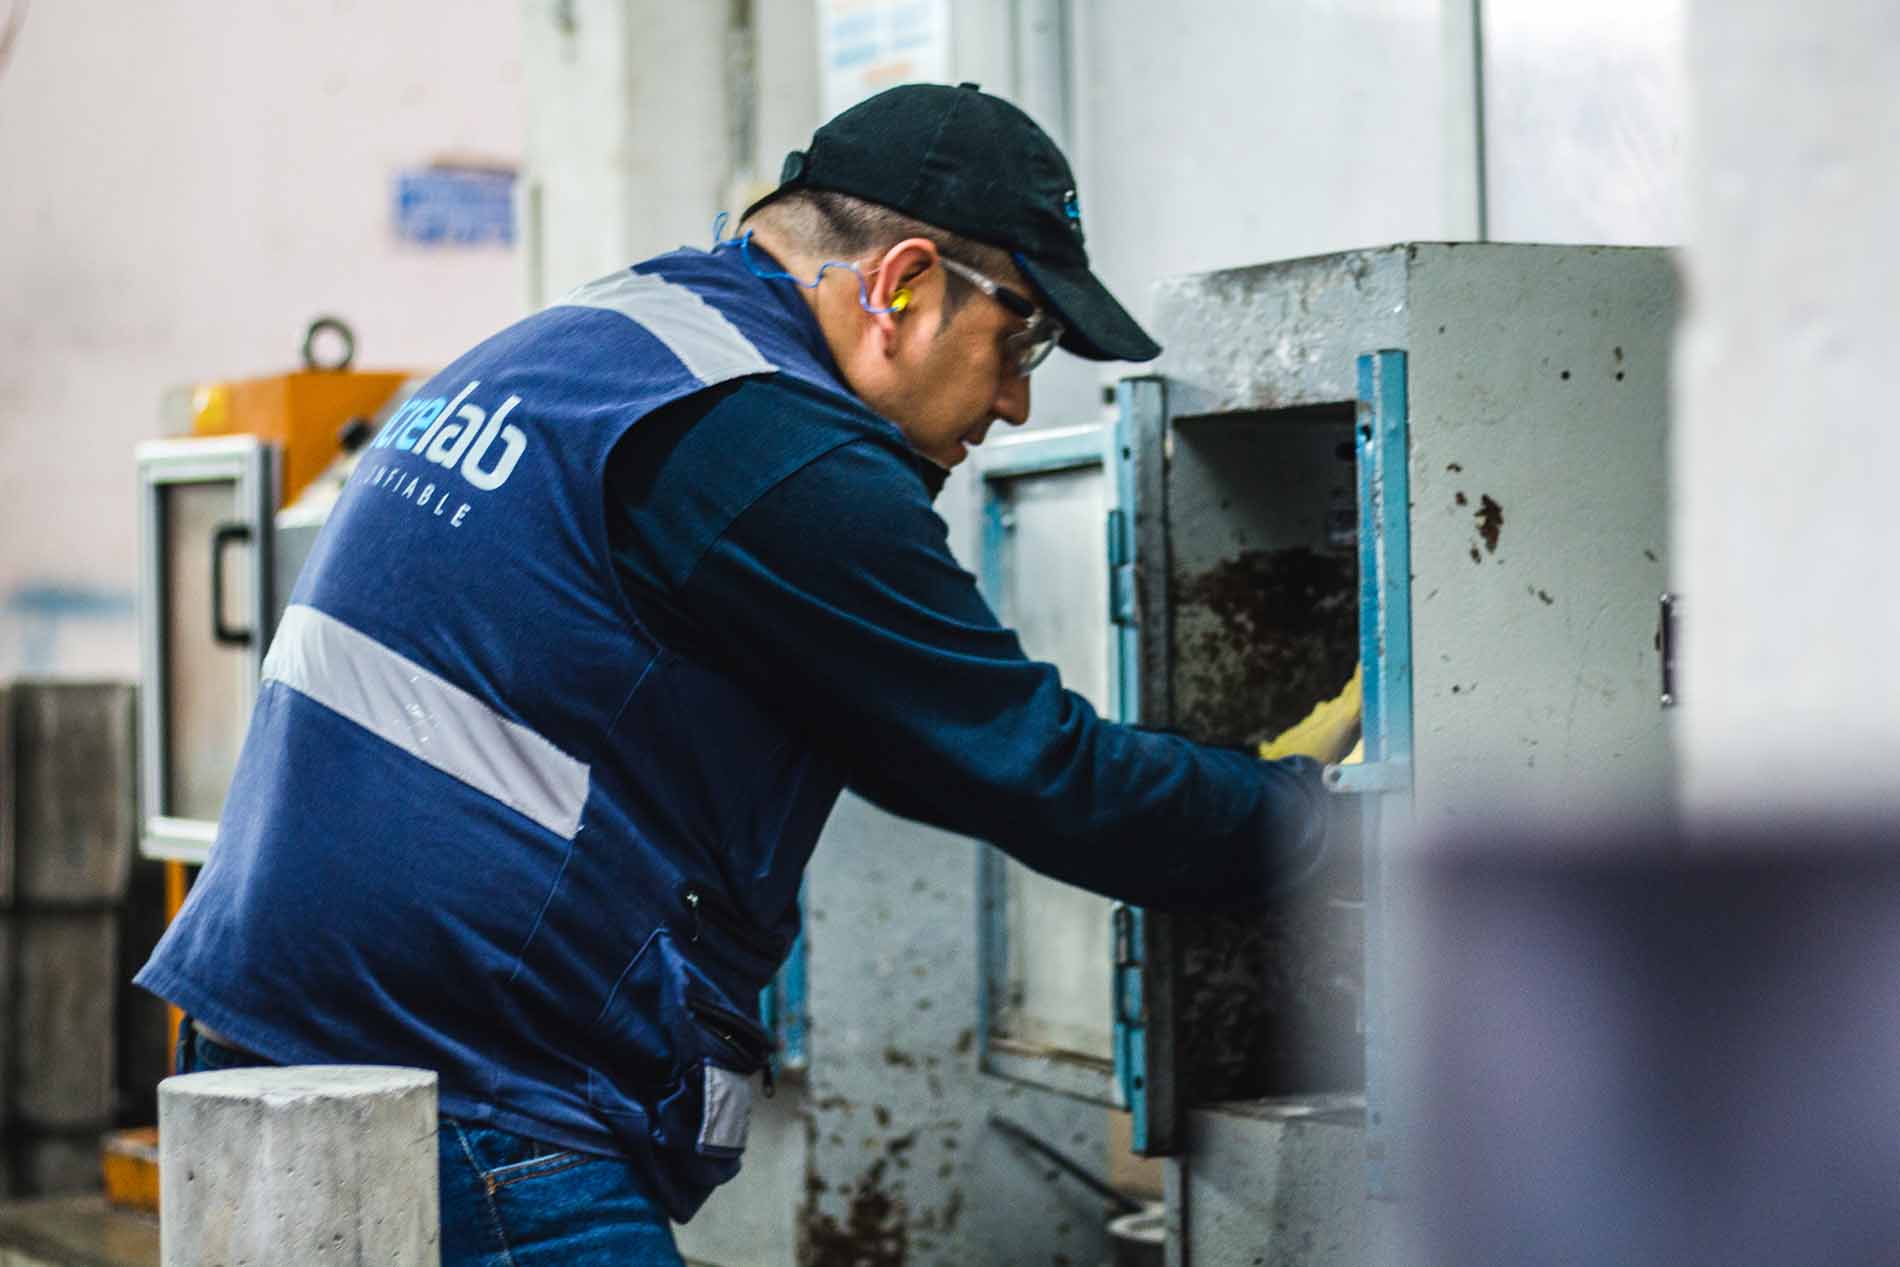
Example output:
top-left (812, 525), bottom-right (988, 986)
top-left (1257, 664), bottom-right (1362, 765)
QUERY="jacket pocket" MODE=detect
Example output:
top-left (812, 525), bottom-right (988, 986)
top-left (587, 927), bottom-right (773, 1211)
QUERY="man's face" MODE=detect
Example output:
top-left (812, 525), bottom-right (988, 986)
top-left (875, 261), bottom-right (1034, 469)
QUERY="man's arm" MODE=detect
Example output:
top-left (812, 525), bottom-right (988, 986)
top-left (608, 381), bottom-right (1328, 910)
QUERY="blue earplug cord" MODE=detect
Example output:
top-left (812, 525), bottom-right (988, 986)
top-left (712, 212), bottom-right (905, 315)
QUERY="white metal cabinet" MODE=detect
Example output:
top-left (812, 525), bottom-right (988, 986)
top-left (1108, 244), bottom-right (1675, 1265)
top-left (135, 436), bottom-right (278, 865)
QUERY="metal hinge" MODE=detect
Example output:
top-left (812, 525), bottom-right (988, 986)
top-left (1659, 592), bottom-right (1680, 707)
top-left (1106, 509), bottom-right (1137, 627)
top-left (1111, 902), bottom-right (1146, 1114)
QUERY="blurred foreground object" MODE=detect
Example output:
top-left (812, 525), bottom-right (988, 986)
top-left (1408, 817), bottom-right (1900, 1267)
top-left (159, 1066), bottom-right (439, 1266)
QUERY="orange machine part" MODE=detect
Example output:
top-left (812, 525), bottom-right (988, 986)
top-left (101, 1126), bottom-right (162, 1213)
top-left (192, 370), bottom-right (410, 508)
top-left (163, 860), bottom-right (191, 1068)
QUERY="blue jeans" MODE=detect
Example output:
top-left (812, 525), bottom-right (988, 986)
top-left (175, 1023), bottom-right (685, 1266)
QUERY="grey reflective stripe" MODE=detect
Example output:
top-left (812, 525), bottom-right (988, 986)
top-left (263, 604), bottom-right (590, 840)
top-left (556, 269), bottom-right (776, 386)
top-left (698, 1064), bottom-right (752, 1154)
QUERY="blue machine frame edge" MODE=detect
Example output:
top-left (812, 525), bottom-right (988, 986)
top-left (1110, 377), bottom-right (1165, 1148)
top-left (1351, 349), bottom-right (1415, 1199)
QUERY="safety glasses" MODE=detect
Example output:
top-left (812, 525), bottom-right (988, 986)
top-left (938, 256), bottom-right (1065, 377)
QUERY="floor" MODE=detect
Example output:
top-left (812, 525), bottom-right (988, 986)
top-left (0, 1197), bottom-right (158, 1267)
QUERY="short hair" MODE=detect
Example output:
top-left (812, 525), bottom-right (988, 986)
top-left (744, 188), bottom-right (1016, 323)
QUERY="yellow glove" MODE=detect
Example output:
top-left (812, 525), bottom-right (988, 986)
top-left (1257, 664), bottom-right (1362, 765)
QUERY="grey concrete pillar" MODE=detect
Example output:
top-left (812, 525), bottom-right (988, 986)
top-left (158, 1066), bottom-right (440, 1267)
top-left (2, 680), bottom-right (138, 1197)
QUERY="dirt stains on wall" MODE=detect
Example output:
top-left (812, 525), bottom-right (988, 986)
top-left (1172, 546), bottom-right (1359, 748)
top-left (801, 1155), bottom-right (910, 1267)
top-left (1476, 495), bottom-right (1504, 554)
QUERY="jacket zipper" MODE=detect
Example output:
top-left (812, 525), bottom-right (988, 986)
top-left (681, 884), bottom-right (783, 959)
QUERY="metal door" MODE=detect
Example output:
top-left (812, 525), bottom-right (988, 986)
top-left (135, 436), bottom-right (277, 864)
top-left (973, 422), bottom-right (1121, 1103)
top-left (1112, 366), bottom-right (1386, 1158)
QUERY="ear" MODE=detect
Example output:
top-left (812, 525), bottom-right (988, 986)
top-left (867, 237), bottom-right (942, 352)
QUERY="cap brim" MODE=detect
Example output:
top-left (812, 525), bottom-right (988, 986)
top-left (1016, 256), bottom-right (1162, 363)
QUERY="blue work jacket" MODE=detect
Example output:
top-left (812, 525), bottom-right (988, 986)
top-left (138, 241), bottom-right (1327, 1222)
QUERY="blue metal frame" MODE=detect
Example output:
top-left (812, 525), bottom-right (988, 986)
top-left (1352, 349), bottom-right (1414, 1197)
top-left (1108, 384), bottom-right (1145, 732)
top-left (972, 424), bottom-right (1117, 1099)
top-left (1109, 377), bottom-right (1162, 1146)
top-left (758, 909), bottom-right (808, 1072)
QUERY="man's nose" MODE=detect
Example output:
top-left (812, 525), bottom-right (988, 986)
top-left (993, 372), bottom-right (1030, 426)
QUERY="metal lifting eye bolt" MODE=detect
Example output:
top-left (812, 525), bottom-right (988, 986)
top-left (302, 316), bottom-right (357, 372)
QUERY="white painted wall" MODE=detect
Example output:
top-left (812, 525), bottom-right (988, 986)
top-left (1482, 0), bottom-right (1685, 244)
top-left (0, 0), bottom-right (523, 678)
top-left (1674, 0), bottom-right (1900, 814)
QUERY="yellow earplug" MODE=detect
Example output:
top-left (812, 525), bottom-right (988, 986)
top-left (891, 288), bottom-right (912, 312)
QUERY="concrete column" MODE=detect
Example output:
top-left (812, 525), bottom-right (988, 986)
top-left (159, 1066), bottom-right (440, 1267)
top-left (1674, 0), bottom-right (1900, 815)
top-left (2, 681), bottom-right (138, 1196)
top-left (520, 0), bottom-right (731, 306)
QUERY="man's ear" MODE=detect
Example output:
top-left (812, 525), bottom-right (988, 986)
top-left (868, 238), bottom-right (941, 347)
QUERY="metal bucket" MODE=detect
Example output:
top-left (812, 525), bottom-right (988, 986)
top-left (1106, 1203), bottom-right (1165, 1267)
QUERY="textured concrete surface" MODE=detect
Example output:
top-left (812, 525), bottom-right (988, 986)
top-left (1, 682), bottom-right (141, 1200)
top-left (800, 794), bottom-right (1114, 1267)
top-left (2, 682), bottom-right (140, 1201)
top-left (0, 908), bottom-right (12, 1163)
top-left (158, 1066), bottom-right (439, 1267)
top-left (11, 913), bottom-right (118, 1132)
top-left (0, 686), bottom-right (15, 906)
top-left (1181, 1101), bottom-right (1369, 1267)
top-left (8, 684), bottom-right (135, 905)
top-left (3, 1138), bottom-right (102, 1206)
top-left (0, 1195), bottom-right (159, 1267)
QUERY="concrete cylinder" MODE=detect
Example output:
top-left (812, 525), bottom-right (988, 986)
top-left (158, 1065), bottom-right (440, 1267)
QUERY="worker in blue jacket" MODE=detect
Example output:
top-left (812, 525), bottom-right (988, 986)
top-left (138, 82), bottom-right (1335, 1265)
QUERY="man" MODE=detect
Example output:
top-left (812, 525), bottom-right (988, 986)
top-left (138, 83), bottom-right (1336, 1265)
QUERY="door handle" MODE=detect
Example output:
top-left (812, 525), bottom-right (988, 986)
top-left (211, 521), bottom-right (253, 647)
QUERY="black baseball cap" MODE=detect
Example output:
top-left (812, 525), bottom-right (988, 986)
top-left (746, 82), bottom-right (1161, 363)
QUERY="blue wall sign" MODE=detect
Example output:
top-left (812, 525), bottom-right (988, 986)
top-left (394, 167), bottom-right (516, 246)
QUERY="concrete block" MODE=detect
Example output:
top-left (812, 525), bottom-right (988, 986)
top-left (159, 1066), bottom-right (439, 1267)
top-left (0, 685), bottom-right (15, 908)
top-left (11, 912), bottom-right (118, 1127)
top-left (0, 912), bottom-right (14, 1140)
top-left (7, 1133), bottom-right (103, 1199)
top-left (9, 683), bottom-right (136, 905)
top-left (1184, 1101), bottom-right (1368, 1267)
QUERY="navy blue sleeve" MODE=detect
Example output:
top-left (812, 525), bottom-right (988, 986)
top-left (607, 381), bottom-right (1328, 911)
